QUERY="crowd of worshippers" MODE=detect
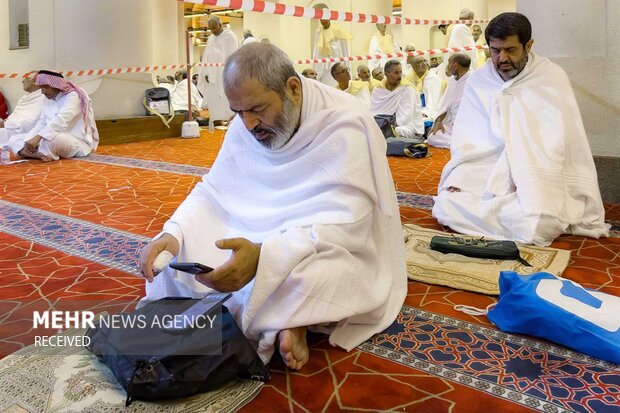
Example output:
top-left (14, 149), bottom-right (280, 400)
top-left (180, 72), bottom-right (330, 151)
top-left (0, 70), bottom-right (98, 161)
top-left (300, 7), bottom-right (490, 155)
top-left (139, 12), bottom-right (609, 374)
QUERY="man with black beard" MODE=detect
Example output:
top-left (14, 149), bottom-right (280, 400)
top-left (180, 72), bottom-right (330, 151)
top-left (433, 13), bottom-right (608, 246)
top-left (139, 43), bottom-right (407, 371)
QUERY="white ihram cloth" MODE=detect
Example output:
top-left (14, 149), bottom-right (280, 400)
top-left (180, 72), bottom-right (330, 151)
top-left (404, 70), bottom-right (444, 120)
top-left (368, 31), bottom-right (400, 71)
top-left (370, 81), bottom-right (424, 138)
top-left (0, 89), bottom-right (45, 145)
top-left (9, 90), bottom-right (98, 160)
top-left (144, 75), bottom-right (407, 363)
top-left (448, 24), bottom-right (477, 68)
top-left (427, 70), bottom-right (471, 149)
top-left (433, 53), bottom-right (610, 246)
top-left (197, 28), bottom-right (238, 119)
top-left (313, 26), bottom-right (350, 86)
top-left (337, 81), bottom-right (371, 107)
top-left (171, 79), bottom-right (203, 112)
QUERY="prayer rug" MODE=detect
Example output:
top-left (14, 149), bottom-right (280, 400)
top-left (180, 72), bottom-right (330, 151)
top-left (403, 224), bottom-right (571, 295)
top-left (0, 327), bottom-right (263, 413)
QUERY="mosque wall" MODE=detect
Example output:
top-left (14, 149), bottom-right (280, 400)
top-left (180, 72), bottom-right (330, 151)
top-left (518, 0), bottom-right (620, 157)
top-left (0, 0), bottom-right (183, 118)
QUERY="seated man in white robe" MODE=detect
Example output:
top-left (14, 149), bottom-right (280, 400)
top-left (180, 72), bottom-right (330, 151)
top-left (427, 53), bottom-right (471, 149)
top-left (301, 68), bottom-right (317, 80)
top-left (331, 63), bottom-right (371, 107)
top-left (0, 72), bottom-right (45, 146)
top-left (405, 56), bottom-right (444, 120)
top-left (448, 9), bottom-right (478, 67)
top-left (370, 60), bottom-right (424, 155)
top-left (139, 43), bottom-right (407, 371)
top-left (433, 13), bottom-right (609, 246)
top-left (356, 65), bottom-right (381, 92)
top-left (171, 69), bottom-right (203, 113)
top-left (8, 70), bottom-right (98, 161)
top-left (372, 67), bottom-right (384, 82)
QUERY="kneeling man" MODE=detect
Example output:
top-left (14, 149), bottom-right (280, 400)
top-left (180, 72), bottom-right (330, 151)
top-left (433, 13), bottom-right (609, 245)
top-left (8, 70), bottom-right (98, 161)
top-left (139, 43), bottom-right (407, 370)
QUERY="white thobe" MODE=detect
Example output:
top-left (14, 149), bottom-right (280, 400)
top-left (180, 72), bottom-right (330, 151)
top-left (433, 54), bottom-right (609, 246)
top-left (368, 31), bottom-right (400, 71)
top-left (8, 90), bottom-right (98, 160)
top-left (171, 79), bottom-right (203, 112)
top-left (144, 76), bottom-right (407, 363)
top-left (197, 28), bottom-right (238, 120)
top-left (242, 37), bottom-right (259, 46)
top-left (448, 24), bottom-right (478, 68)
top-left (371, 82), bottom-right (424, 138)
top-left (427, 71), bottom-right (471, 149)
top-left (337, 81), bottom-right (371, 107)
top-left (0, 89), bottom-right (45, 146)
top-left (313, 27), bottom-right (350, 86)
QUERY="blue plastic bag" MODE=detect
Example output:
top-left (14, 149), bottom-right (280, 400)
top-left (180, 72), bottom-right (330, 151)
top-left (488, 271), bottom-right (620, 364)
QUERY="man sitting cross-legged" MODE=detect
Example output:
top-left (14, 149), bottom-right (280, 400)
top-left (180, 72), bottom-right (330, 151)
top-left (427, 53), bottom-right (471, 149)
top-left (0, 72), bottom-right (45, 146)
top-left (370, 59), bottom-right (424, 156)
top-left (8, 70), bottom-right (98, 161)
top-left (331, 62), bottom-right (371, 107)
top-left (139, 43), bottom-right (407, 370)
top-left (433, 13), bottom-right (609, 245)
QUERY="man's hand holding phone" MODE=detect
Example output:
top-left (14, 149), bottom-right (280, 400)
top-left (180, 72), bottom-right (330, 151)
top-left (139, 233), bottom-right (180, 282)
top-left (195, 238), bottom-right (261, 292)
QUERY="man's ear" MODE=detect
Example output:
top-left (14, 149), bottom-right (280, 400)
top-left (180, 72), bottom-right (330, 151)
top-left (286, 76), bottom-right (302, 101)
top-left (525, 39), bottom-right (534, 55)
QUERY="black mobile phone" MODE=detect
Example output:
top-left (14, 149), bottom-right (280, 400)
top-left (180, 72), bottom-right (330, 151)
top-left (169, 262), bottom-right (214, 275)
top-left (162, 292), bottom-right (232, 333)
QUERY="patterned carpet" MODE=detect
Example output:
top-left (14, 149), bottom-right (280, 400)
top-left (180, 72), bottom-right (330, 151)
top-left (0, 130), bottom-right (619, 412)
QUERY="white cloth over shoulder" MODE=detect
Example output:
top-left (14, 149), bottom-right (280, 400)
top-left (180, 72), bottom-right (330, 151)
top-left (433, 53), bottom-right (609, 245)
top-left (0, 89), bottom-right (45, 145)
top-left (370, 81), bottom-right (424, 138)
top-left (197, 28), bottom-right (238, 119)
top-left (427, 70), bottom-right (471, 148)
top-left (144, 76), bottom-right (407, 363)
top-left (171, 79), bottom-right (203, 112)
top-left (337, 81), bottom-right (371, 107)
top-left (448, 24), bottom-right (477, 68)
top-left (368, 31), bottom-right (400, 71)
top-left (313, 25), bottom-right (350, 86)
top-left (9, 89), bottom-right (98, 160)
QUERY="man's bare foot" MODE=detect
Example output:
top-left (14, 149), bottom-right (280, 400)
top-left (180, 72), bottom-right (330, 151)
top-left (41, 155), bottom-right (54, 162)
top-left (17, 148), bottom-right (44, 160)
top-left (278, 327), bottom-right (309, 370)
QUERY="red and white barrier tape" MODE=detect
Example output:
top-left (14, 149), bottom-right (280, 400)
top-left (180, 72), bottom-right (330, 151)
top-left (0, 64), bottom-right (185, 80)
top-left (184, 0), bottom-right (490, 26)
top-left (0, 45), bottom-right (486, 79)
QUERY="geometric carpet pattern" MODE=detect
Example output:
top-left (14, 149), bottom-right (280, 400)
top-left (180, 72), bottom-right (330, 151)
top-left (1, 131), bottom-right (619, 412)
top-left (364, 307), bottom-right (620, 413)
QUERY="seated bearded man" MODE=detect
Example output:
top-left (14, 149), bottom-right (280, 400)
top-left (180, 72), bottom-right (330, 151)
top-left (8, 70), bottom-right (98, 161)
top-left (433, 13), bottom-right (609, 245)
top-left (139, 43), bottom-right (407, 370)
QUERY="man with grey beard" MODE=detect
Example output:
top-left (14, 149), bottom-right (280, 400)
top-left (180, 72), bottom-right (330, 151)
top-left (139, 43), bottom-right (407, 371)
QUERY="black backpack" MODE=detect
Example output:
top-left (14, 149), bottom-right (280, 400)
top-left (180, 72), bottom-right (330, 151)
top-left (86, 297), bottom-right (270, 406)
